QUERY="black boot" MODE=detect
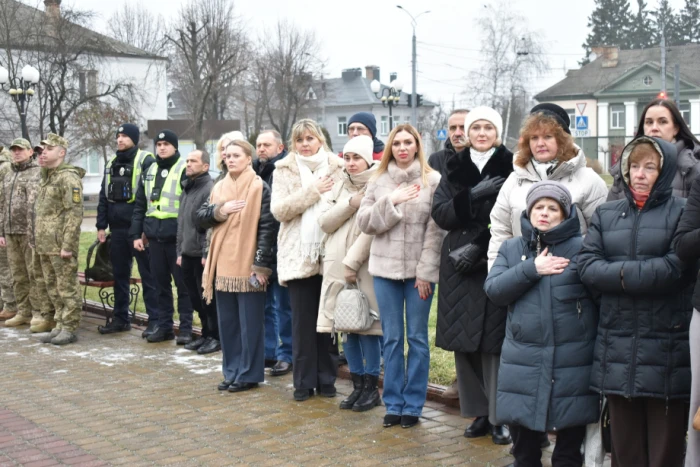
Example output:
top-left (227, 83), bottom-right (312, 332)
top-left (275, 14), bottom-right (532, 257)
top-left (353, 374), bottom-right (380, 412)
top-left (339, 373), bottom-right (364, 410)
top-left (141, 321), bottom-right (158, 339)
top-left (491, 425), bottom-right (512, 445)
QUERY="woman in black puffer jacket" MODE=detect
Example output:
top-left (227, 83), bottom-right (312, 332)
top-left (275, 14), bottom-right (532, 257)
top-left (578, 135), bottom-right (692, 467)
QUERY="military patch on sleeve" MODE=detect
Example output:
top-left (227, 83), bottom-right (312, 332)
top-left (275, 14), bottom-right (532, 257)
top-left (72, 187), bottom-right (81, 203)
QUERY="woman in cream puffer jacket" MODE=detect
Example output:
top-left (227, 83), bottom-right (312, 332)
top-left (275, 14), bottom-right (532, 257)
top-left (357, 124), bottom-right (444, 429)
top-left (317, 135), bottom-right (382, 413)
top-left (270, 119), bottom-right (345, 402)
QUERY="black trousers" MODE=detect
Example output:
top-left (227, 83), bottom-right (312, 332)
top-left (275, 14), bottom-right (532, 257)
top-left (148, 240), bottom-right (193, 333)
top-left (180, 254), bottom-right (218, 339)
top-left (607, 395), bottom-right (688, 467)
top-left (110, 228), bottom-right (159, 324)
top-left (510, 424), bottom-right (585, 467)
top-left (287, 275), bottom-right (337, 390)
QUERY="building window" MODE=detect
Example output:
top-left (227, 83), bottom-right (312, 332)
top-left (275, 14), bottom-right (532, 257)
top-left (75, 149), bottom-right (101, 175)
top-left (337, 117), bottom-right (347, 136)
top-left (610, 105), bottom-right (625, 129)
top-left (405, 116), bottom-right (411, 125)
top-left (391, 115), bottom-right (402, 128)
top-left (87, 70), bottom-right (97, 96)
top-left (642, 75), bottom-right (653, 86)
top-left (680, 102), bottom-right (691, 126)
top-left (565, 109), bottom-right (576, 131)
top-left (380, 116), bottom-right (389, 136)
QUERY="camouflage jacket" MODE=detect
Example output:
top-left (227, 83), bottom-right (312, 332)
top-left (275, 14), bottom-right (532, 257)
top-left (34, 163), bottom-right (85, 256)
top-left (0, 158), bottom-right (41, 236)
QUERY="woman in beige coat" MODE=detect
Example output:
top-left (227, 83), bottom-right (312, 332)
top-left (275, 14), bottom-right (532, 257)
top-left (317, 135), bottom-right (382, 413)
top-left (357, 124), bottom-right (444, 429)
top-left (270, 119), bottom-right (345, 402)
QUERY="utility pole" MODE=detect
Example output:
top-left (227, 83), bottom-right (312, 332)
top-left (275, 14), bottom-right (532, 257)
top-left (397, 6), bottom-right (430, 128)
top-left (674, 64), bottom-right (680, 106)
top-left (661, 16), bottom-right (667, 93)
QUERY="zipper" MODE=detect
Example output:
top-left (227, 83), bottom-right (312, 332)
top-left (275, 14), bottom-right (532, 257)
top-left (536, 234), bottom-right (541, 255)
top-left (8, 170), bottom-right (19, 232)
top-left (627, 209), bottom-right (642, 398)
top-left (577, 300), bottom-right (581, 319)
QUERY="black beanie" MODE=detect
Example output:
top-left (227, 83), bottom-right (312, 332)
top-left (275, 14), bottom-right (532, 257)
top-left (154, 129), bottom-right (178, 149)
top-left (348, 112), bottom-right (377, 139)
top-left (116, 123), bottom-right (140, 146)
top-left (531, 103), bottom-right (571, 135)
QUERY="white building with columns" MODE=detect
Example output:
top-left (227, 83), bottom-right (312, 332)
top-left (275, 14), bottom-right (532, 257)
top-left (535, 45), bottom-right (700, 172)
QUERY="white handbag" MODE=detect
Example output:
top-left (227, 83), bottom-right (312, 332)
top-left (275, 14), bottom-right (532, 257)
top-left (332, 282), bottom-right (378, 333)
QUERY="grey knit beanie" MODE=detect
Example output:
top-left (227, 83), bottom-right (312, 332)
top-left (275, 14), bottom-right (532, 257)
top-left (526, 180), bottom-right (572, 218)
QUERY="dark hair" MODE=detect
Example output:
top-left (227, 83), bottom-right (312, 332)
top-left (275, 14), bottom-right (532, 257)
top-left (198, 149), bottom-right (210, 166)
top-left (635, 98), bottom-right (700, 148)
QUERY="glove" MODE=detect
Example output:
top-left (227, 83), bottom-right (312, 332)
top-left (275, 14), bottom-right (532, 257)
top-left (344, 266), bottom-right (358, 284)
top-left (449, 243), bottom-right (486, 274)
top-left (470, 175), bottom-right (506, 202)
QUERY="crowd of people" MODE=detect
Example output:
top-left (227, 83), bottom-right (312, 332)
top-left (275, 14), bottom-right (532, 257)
top-left (2, 98), bottom-right (700, 466)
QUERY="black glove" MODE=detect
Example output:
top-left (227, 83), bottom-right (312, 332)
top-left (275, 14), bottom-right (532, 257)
top-left (470, 175), bottom-right (506, 202)
top-left (449, 243), bottom-right (486, 274)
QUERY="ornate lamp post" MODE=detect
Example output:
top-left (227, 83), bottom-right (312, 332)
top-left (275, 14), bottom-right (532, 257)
top-left (370, 78), bottom-right (404, 132)
top-left (0, 65), bottom-right (41, 140)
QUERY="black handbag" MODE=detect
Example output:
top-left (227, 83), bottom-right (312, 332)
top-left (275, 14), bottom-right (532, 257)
top-left (448, 243), bottom-right (486, 275)
top-left (600, 397), bottom-right (612, 453)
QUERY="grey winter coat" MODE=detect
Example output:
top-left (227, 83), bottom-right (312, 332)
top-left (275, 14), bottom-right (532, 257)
top-left (485, 207), bottom-right (599, 432)
top-left (177, 173), bottom-right (214, 258)
top-left (578, 136), bottom-right (693, 401)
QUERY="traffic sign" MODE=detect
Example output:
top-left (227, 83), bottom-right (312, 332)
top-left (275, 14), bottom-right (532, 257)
top-left (575, 116), bottom-right (588, 130)
top-left (576, 103), bottom-right (587, 115)
top-left (437, 129), bottom-right (447, 141)
top-left (573, 129), bottom-right (590, 137)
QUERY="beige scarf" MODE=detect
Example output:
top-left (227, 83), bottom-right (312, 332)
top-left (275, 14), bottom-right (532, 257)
top-left (202, 166), bottom-right (263, 303)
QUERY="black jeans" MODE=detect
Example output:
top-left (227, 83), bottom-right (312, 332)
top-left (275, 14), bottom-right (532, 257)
top-left (110, 228), bottom-right (159, 324)
top-left (287, 275), bottom-right (337, 390)
top-left (148, 240), bottom-right (193, 333)
top-left (510, 424), bottom-right (585, 467)
top-left (180, 254), bottom-right (218, 339)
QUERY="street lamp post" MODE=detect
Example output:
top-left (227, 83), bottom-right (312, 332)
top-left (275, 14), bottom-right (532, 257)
top-left (371, 79), bottom-right (404, 132)
top-left (397, 5), bottom-right (430, 128)
top-left (0, 65), bottom-right (41, 141)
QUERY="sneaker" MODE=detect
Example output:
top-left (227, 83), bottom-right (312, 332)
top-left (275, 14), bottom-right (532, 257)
top-left (0, 309), bottom-right (16, 320)
top-left (4, 314), bottom-right (31, 327)
top-left (30, 320), bottom-right (56, 333)
top-left (176, 331), bottom-right (192, 345)
top-left (141, 321), bottom-right (158, 339)
top-left (97, 320), bottom-right (131, 335)
top-left (39, 328), bottom-right (61, 343)
top-left (51, 329), bottom-right (78, 345)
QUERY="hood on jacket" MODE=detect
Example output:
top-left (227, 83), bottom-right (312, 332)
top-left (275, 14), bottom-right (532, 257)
top-left (619, 136), bottom-right (677, 208)
top-left (44, 163), bottom-right (86, 179)
top-left (519, 202), bottom-right (581, 251)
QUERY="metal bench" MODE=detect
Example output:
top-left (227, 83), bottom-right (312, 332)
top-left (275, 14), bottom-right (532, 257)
top-left (78, 272), bottom-right (141, 324)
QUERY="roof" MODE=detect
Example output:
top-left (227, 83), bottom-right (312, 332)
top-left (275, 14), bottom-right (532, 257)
top-left (2, 0), bottom-right (166, 61)
top-left (535, 44), bottom-right (700, 100)
top-left (320, 75), bottom-right (438, 108)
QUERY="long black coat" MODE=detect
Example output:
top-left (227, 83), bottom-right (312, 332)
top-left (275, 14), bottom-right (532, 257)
top-left (578, 137), bottom-right (692, 400)
top-left (431, 145), bottom-right (514, 354)
top-left (674, 177), bottom-right (700, 311)
top-left (485, 208), bottom-right (599, 432)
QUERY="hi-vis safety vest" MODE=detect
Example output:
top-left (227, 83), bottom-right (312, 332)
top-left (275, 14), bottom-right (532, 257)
top-left (144, 157), bottom-right (186, 219)
top-left (104, 149), bottom-right (153, 203)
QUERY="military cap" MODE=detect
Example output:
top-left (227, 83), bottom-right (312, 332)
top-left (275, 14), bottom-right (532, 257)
top-left (40, 133), bottom-right (69, 148)
top-left (9, 138), bottom-right (32, 150)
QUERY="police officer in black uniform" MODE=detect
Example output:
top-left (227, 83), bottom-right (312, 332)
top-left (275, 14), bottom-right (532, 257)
top-left (96, 124), bottom-right (160, 336)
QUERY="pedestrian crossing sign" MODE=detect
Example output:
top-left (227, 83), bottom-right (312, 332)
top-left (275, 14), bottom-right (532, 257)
top-left (437, 129), bottom-right (447, 140)
top-left (575, 116), bottom-right (588, 130)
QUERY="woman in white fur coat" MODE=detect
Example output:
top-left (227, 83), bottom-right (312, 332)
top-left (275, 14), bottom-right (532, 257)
top-left (270, 119), bottom-right (345, 402)
top-left (357, 124), bottom-right (444, 430)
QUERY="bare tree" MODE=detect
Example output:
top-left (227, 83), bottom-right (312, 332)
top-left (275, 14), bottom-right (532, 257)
top-left (466, 0), bottom-right (548, 140)
top-left (106, 2), bottom-right (167, 56)
top-left (166, 0), bottom-right (249, 148)
top-left (71, 100), bottom-right (137, 164)
top-left (418, 102), bottom-right (449, 155)
top-left (256, 20), bottom-right (323, 142)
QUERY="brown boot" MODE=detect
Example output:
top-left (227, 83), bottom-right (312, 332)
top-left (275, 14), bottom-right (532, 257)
top-left (5, 314), bottom-right (31, 327)
top-left (0, 309), bottom-right (16, 321)
top-left (30, 319), bottom-right (56, 333)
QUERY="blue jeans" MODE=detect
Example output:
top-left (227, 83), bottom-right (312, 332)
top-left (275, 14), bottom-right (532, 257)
top-left (263, 278), bottom-right (293, 363)
top-left (344, 334), bottom-right (382, 377)
top-left (373, 277), bottom-right (433, 417)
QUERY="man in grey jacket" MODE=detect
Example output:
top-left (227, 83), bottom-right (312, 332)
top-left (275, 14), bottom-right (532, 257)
top-left (176, 150), bottom-right (219, 354)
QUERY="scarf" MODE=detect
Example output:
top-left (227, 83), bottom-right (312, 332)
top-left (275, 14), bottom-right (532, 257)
top-left (531, 158), bottom-right (557, 180)
top-left (202, 166), bottom-right (263, 303)
top-left (470, 147), bottom-right (496, 173)
top-left (629, 186), bottom-right (650, 210)
top-left (296, 149), bottom-right (330, 262)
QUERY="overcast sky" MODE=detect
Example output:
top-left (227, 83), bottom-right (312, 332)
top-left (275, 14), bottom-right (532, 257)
top-left (73, 0), bottom-right (682, 108)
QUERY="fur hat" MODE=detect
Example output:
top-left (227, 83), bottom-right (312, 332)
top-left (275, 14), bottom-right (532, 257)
top-left (464, 106), bottom-right (503, 148)
top-left (530, 103), bottom-right (571, 135)
top-left (342, 135), bottom-right (374, 167)
top-left (526, 180), bottom-right (572, 218)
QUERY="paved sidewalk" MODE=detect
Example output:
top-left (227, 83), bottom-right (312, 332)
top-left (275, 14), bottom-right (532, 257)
top-left (0, 315), bottom-right (538, 466)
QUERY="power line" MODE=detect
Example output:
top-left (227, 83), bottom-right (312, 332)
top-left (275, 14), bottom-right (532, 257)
top-left (418, 40), bottom-right (585, 57)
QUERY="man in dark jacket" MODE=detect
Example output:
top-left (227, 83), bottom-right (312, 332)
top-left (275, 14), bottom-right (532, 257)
top-left (579, 136), bottom-right (692, 466)
top-left (428, 109), bottom-right (469, 176)
top-left (96, 124), bottom-right (159, 335)
top-left (176, 150), bottom-right (219, 354)
top-left (253, 130), bottom-right (293, 376)
top-left (130, 130), bottom-right (193, 344)
top-left (339, 112), bottom-right (385, 161)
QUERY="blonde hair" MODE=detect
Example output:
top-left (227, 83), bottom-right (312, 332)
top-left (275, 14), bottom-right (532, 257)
top-left (216, 131), bottom-right (246, 171)
top-left (374, 124), bottom-right (432, 185)
top-left (226, 139), bottom-right (255, 159)
top-left (289, 119), bottom-right (330, 153)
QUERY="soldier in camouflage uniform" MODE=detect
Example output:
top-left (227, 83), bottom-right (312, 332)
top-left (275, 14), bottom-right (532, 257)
top-left (34, 134), bottom-right (85, 345)
top-left (0, 138), bottom-right (51, 331)
top-left (0, 147), bottom-right (17, 321)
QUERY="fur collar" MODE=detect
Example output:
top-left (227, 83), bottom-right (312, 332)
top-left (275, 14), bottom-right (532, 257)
top-left (387, 159), bottom-right (422, 184)
top-left (446, 145), bottom-right (514, 188)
